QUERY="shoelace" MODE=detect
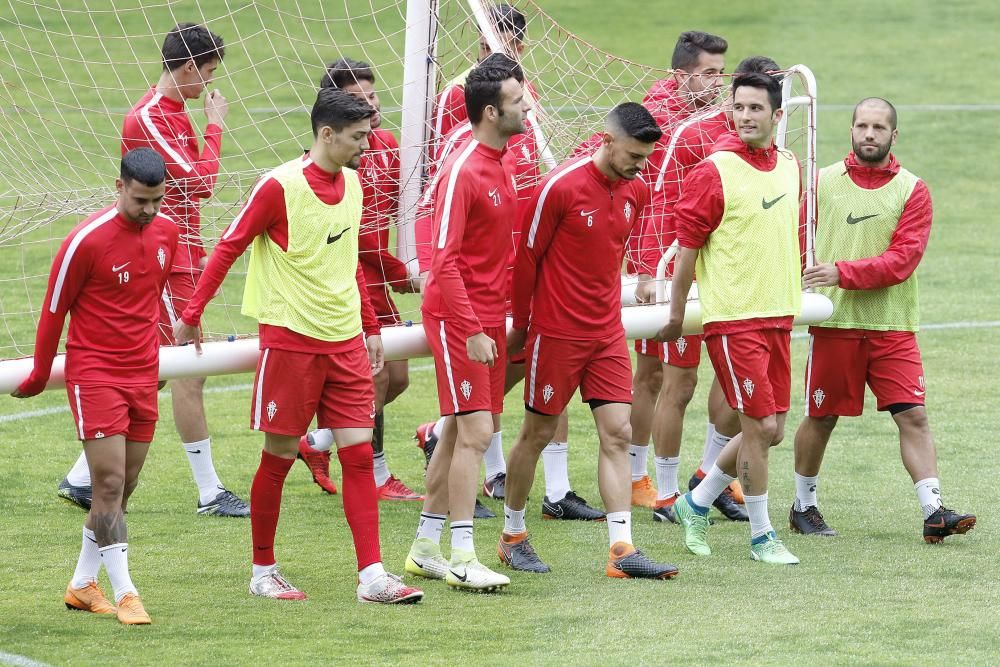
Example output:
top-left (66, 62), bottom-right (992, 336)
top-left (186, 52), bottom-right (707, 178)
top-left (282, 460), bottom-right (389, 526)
top-left (270, 572), bottom-right (296, 592)
top-left (517, 539), bottom-right (544, 562)
top-left (805, 508), bottom-right (827, 528)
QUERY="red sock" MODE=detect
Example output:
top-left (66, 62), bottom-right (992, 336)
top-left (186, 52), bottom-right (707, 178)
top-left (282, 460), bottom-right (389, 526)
top-left (250, 450), bottom-right (295, 566)
top-left (337, 443), bottom-right (382, 570)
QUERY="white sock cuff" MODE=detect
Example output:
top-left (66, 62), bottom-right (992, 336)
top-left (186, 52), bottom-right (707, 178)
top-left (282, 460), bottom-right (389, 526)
top-left (183, 437), bottom-right (211, 451)
top-left (544, 441), bottom-right (568, 453)
top-left (358, 562), bottom-right (386, 585)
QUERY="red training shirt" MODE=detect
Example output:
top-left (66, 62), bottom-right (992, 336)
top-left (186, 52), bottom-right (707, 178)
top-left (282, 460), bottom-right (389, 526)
top-left (421, 140), bottom-right (517, 337)
top-left (357, 127), bottom-right (409, 291)
top-left (121, 87), bottom-right (222, 275)
top-left (511, 155), bottom-right (649, 339)
top-left (19, 205), bottom-right (178, 394)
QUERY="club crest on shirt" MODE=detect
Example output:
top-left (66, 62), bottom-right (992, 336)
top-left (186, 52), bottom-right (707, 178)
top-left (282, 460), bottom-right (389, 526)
top-left (460, 379), bottom-right (472, 401)
top-left (624, 201), bottom-right (632, 221)
top-left (157, 247), bottom-right (166, 270)
top-left (542, 384), bottom-right (554, 404)
top-left (812, 388), bottom-right (825, 408)
top-left (267, 400), bottom-right (278, 421)
top-left (95, 431), bottom-right (105, 439)
top-left (742, 378), bottom-right (755, 398)
top-left (488, 187), bottom-right (501, 207)
top-left (675, 336), bottom-right (687, 355)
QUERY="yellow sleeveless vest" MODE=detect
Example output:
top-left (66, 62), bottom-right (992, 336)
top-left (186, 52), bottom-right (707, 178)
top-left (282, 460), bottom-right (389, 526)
top-left (242, 158), bottom-right (364, 342)
top-left (696, 149), bottom-right (802, 324)
top-left (815, 163), bottom-right (920, 331)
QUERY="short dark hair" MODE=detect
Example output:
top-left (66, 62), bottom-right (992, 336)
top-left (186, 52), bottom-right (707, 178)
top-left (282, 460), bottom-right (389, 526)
top-left (319, 57), bottom-right (375, 90)
top-left (732, 71), bottom-right (783, 113)
top-left (853, 97), bottom-right (898, 130)
top-left (121, 148), bottom-right (166, 187)
top-left (310, 87), bottom-right (374, 136)
top-left (489, 4), bottom-right (527, 43)
top-left (161, 23), bottom-right (225, 72)
top-left (671, 31), bottom-right (727, 71)
top-left (607, 102), bottom-right (663, 144)
top-left (735, 55), bottom-right (780, 78)
top-left (464, 56), bottom-right (524, 124)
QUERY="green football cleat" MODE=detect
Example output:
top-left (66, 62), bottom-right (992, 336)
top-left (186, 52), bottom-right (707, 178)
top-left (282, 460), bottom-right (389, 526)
top-left (750, 532), bottom-right (800, 565)
top-left (674, 493), bottom-right (712, 556)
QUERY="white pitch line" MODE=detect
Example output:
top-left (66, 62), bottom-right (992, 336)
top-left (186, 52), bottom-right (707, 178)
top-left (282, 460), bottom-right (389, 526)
top-left (0, 324), bottom-right (994, 425)
top-left (0, 651), bottom-right (52, 667)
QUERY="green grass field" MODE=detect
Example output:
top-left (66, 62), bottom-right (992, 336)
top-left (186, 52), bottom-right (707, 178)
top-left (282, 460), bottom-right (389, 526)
top-left (2, 1), bottom-right (999, 665)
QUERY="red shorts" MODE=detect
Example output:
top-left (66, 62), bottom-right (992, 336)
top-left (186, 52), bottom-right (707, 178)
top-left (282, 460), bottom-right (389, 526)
top-left (634, 334), bottom-right (703, 368)
top-left (525, 330), bottom-right (632, 415)
top-left (158, 271), bottom-right (201, 345)
top-left (366, 283), bottom-right (402, 325)
top-left (424, 316), bottom-right (506, 416)
top-left (805, 331), bottom-right (926, 417)
top-left (249, 338), bottom-right (376, 436)
top-left (66, 382), bottom-right (158, 442)
top-left (705, 329), bottom-right (791, 419)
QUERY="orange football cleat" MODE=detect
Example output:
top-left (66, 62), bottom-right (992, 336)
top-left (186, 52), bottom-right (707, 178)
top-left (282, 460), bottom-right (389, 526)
top-left (630, 475), bottom-right (658, 509)
top-left (116, 592), bottom-right (151, 625)
top-left (727, 478), bottom-right (745, 504)
top-left (64, 582), bottom-right (116, 614)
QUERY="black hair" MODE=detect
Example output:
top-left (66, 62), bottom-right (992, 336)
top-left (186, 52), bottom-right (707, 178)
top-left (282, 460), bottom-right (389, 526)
top-left (161, 22), bottom-right (225, 72)
top-left (121, 147), bottom-right (166, 186)
top-left (319, 57), bottom-right (375, 90)
top-left (489, 4), bottom-right (527, 42)
top-left (608, 102), bottom-right (663, 144)
top-left (671, 31), bottom-right (727, 71)
top-left (735, 55), bottom-right (780, 78)
top-left (853, 97), bottom-right (898, 130)
top-left (732, 71), bottom-right (782, 113)
top-left (464, 56), bottom-right (524, 124)
top-left (310, 87), bottom-right (374, 136)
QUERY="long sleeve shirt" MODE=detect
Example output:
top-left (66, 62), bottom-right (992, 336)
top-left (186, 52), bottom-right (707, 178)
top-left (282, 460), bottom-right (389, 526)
top-left (121, 87), bottom-right (222, 274)
top-left (18, 206), bottom-right (178, 394)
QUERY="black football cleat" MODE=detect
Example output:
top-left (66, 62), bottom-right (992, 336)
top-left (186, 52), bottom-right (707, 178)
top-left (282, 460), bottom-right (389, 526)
top-left (542, 491), bottom-right (606, 521)
top-left (789, 505), bottom-right (837, 536)
top-left (923, 506), bottom-right (976, 544)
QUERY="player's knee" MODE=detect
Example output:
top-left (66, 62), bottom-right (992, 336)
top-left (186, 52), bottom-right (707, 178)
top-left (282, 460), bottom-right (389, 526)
top-left (634, 362), bottom-right (663, 395)
top-left (751, 415), bottom-right (778, 446)
top-left (92, 473), bottom-right (126, 504)
top-left (386, 375), bottom-right (410, 403)
top-left (599, 419), bottom-right (632, 451)
top-left (662, 374), bottom-right (697, 408)
top-left (123, 476), bottom-right (140, 501)
top-left (770, 423), bottom-right (785, 447)
top-left (811, 414), bottom-right (839, 434)
top-left (893, 405), bottom-right (929, 432)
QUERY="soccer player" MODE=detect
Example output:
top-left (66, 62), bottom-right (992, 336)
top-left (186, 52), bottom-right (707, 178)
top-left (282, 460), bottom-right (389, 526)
top-left (174, 88), bottom-right (422, 604)
top-left (635, 56), bottom-right (782, 524)
top-left (296, 58), bottom-right (422, 502)
top-left (498, 103), bottom-right (678, 579)
top-left (402, 61), bottom-right (528, 591)
top-left (13, 148), bottom-right (178, 624)
top-left (434, 3), bottom-right (527, 142)
top-left (58, 23), bottom-right (249, 518)
top-left (629, 30), bottom-right (729, 510)
top-left (791, 98), bottom-right (976, 543)
top-left (658, 72), bottom-right (802, 565)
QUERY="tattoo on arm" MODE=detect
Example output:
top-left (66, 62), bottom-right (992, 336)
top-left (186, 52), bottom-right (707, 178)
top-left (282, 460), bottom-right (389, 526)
top-left (91, 510), bottom-right (127, 547)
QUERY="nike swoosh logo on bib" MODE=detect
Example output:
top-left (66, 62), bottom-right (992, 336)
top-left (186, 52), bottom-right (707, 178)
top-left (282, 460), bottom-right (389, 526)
top-left (761, 194), bottom-right (787, 209)
top-left (846, 213), bottom-right (879, 225)
top-left (327, 229), bottom-right (348, 244)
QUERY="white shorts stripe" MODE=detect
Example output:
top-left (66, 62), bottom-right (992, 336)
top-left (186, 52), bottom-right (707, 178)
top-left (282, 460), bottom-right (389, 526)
top-left (420, 123), bottom-right (473, 207)
top-left (804, 334), bottom-right (815, 417)
top-left (253, 348), bottom-right (271, 429)
top-left (439, 321), bottom-right (459, 413)
top-left (527, 333), bottom-right (542, 408)
top-left (73, 383), bottom-right (85, 439)
top-left (721, 335), bottom-right (744, 412)
top-left (140, 93), bottom-right (193, 173)
top-left (50, 208), bottom-right (117, 313)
